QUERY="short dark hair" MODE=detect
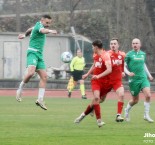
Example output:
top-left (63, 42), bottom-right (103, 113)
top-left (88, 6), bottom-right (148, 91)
top-left (92, 40), bottom-right (103, 49)
top-left (42, 14), bottom-right (52, 19)
top-left (111, 38), bottom-right (119, 43)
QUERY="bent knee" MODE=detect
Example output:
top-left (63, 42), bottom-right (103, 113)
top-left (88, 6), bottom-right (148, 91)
top-left (94, 97), bottom-right (100, 103)
top-left (42, 74), bottom-right (48, 81)
top-left (133, 99), bottom-right (139, 104)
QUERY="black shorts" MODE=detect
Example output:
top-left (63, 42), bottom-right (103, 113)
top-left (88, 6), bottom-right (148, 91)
top-left (72, 70), bottom-right (84, 81)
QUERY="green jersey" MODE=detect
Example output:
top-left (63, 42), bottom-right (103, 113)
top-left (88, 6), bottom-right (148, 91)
top-left (125, 50), bottom-right (147, 82)
top-left (28, 21), bottom-right (46, 54)
top-left (70, 56), bottom-right (85, 71)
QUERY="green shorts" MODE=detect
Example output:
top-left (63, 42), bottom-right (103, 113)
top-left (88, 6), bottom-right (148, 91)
top-left (129, 79), bottom-right (150, 96)
top-left (27, 52), bottom-right (46, 70)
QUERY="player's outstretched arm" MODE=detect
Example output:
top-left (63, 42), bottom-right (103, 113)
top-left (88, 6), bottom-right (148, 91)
top-left (40, 28), bottom-right (57, 34)
top-left (82, 63), bottom-right (95, 79)
top-left (18, 27), bottom-right (34, 39)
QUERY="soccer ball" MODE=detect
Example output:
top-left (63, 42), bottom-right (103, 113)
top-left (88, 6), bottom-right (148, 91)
top-left (61, 51), bottom-right (73, 63)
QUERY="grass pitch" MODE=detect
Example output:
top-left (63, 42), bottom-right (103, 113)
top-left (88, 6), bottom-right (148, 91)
top-left (0, 96), bottom-right (154, 145)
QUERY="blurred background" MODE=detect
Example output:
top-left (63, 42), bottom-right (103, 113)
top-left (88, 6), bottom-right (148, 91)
top-left (0, 0), bottom-right (155, 81)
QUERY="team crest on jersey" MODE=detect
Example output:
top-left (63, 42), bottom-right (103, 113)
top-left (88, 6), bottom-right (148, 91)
top-left (118, 55), bottom-right (122, 59)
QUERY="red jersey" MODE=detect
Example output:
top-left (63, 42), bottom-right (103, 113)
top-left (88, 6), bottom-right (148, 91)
top-left (108, 50), bottom-right (125, 81)
top-left (93, 50), bottom-right (111, 81)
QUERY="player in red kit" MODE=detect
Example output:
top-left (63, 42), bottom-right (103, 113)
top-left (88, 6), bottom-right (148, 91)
top-left (90, 38), bottom-right (125, 122)
top-left (107, 38), bottom-right (125, 122)
top-left (74, 40), bottom-right (112, 127)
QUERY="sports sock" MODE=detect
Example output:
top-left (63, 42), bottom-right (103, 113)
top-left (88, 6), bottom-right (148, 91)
top-left (67, 77), bottom-right (74, 92)
top-left (18, 81), bottom-right (25, 91)
top-left (126, 102), bottom-right (132, 112)
top-left (80, 84), bottom-right (85, 96)
top-left (144, 102), bottom-right (150, 116)
top-left (94, 104), bottom-right (101, 120)
top-left (84, 105), bottom-right (94, 115)
top-left (38, 88), bottom-right (45, 101)
top-left (117, 101), bottom-right (124, 115)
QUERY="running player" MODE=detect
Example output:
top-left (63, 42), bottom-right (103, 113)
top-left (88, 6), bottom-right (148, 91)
top-left (74, 38), bottom-right (125, 125)
top-left (67, 49), bottom-right (87, 99)
top-left (16, 15), bottom-right (57, 110)
top-left (106, 38), bottom-right (125, 122)
top-left (124, 38), bottom-right (154, 122)
top-left (74, 40), bottom-right (112, 127)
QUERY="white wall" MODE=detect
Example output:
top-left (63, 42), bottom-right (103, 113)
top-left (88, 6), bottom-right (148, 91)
top-left (0, 32), bottom-right (71, 79)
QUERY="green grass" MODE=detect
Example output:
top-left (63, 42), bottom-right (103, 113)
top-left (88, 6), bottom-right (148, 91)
top-left (0, 96), bottom-right (155, 145)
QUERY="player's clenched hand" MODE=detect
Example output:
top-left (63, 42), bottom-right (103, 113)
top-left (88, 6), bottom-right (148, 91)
top-left (122, 72), bottom-right (126, 77)
top-left (128, 72), bottom-right (135, 77)
top-left (82, 74), bottom-right (88, 79)
top-left (18, 34), bottom-right (25, 39)
top-left (91, 75), bottom-right (99, 80)
top-left (149, 76), bottom-right (154, 81)
top-left (49, 30), bottom-right (57, 34)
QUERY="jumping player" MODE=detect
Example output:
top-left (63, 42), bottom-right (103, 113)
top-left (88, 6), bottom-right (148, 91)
top-left (124, 38), bottom-right (154, 122)
top-left (74, 40), bottom-right (112, 127)
top-left (16, 15), bottom-right (57, 110)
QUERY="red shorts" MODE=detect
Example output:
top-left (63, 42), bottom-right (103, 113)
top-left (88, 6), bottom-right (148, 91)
top-left (91, 79), bottom-right (123, 99)
top-left (91, 79), bottom-right (111, 99)
top-left (109, 80), bottom-right (123, 91)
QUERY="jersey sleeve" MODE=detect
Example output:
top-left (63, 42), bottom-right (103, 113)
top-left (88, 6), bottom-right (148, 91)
top-left (125, 52), bottom-right (130, 65)
top-left (101, 52), bottom-right (111, 66)
top-left (38, 23), bottom-right (44, 33)
top-left (120, 51), bottom-right (126, 57)
top-left (144, 52), bottom-right (146, 62)
top-left (120, 51), bottom-right (126, 72)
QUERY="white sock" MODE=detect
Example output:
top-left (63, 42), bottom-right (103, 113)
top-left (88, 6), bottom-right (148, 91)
top-left (18, 81), bottom-right (25, 91)
top-left (126, 102), bottom-right (132, 112)
top-left (144, 102), bottom-right (150, 116)
top-left (38, 88), bottom-right (45, 101)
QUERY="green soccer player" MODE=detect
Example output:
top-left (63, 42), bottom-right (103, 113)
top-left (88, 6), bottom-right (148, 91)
top-left (124, 38), bottom-right (154, 122)
top-left (16, 15), bottom-right (57, 110)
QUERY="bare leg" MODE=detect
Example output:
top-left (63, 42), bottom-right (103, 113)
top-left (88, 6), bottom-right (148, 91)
top-left (124, 95), bottom-right (139, 121)
top-left (142, 87), bottom-right (154, 122)
top-left (16, 66), bottom-right (36, 102)
top-left (35, 69), bottom-right (48, 110)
